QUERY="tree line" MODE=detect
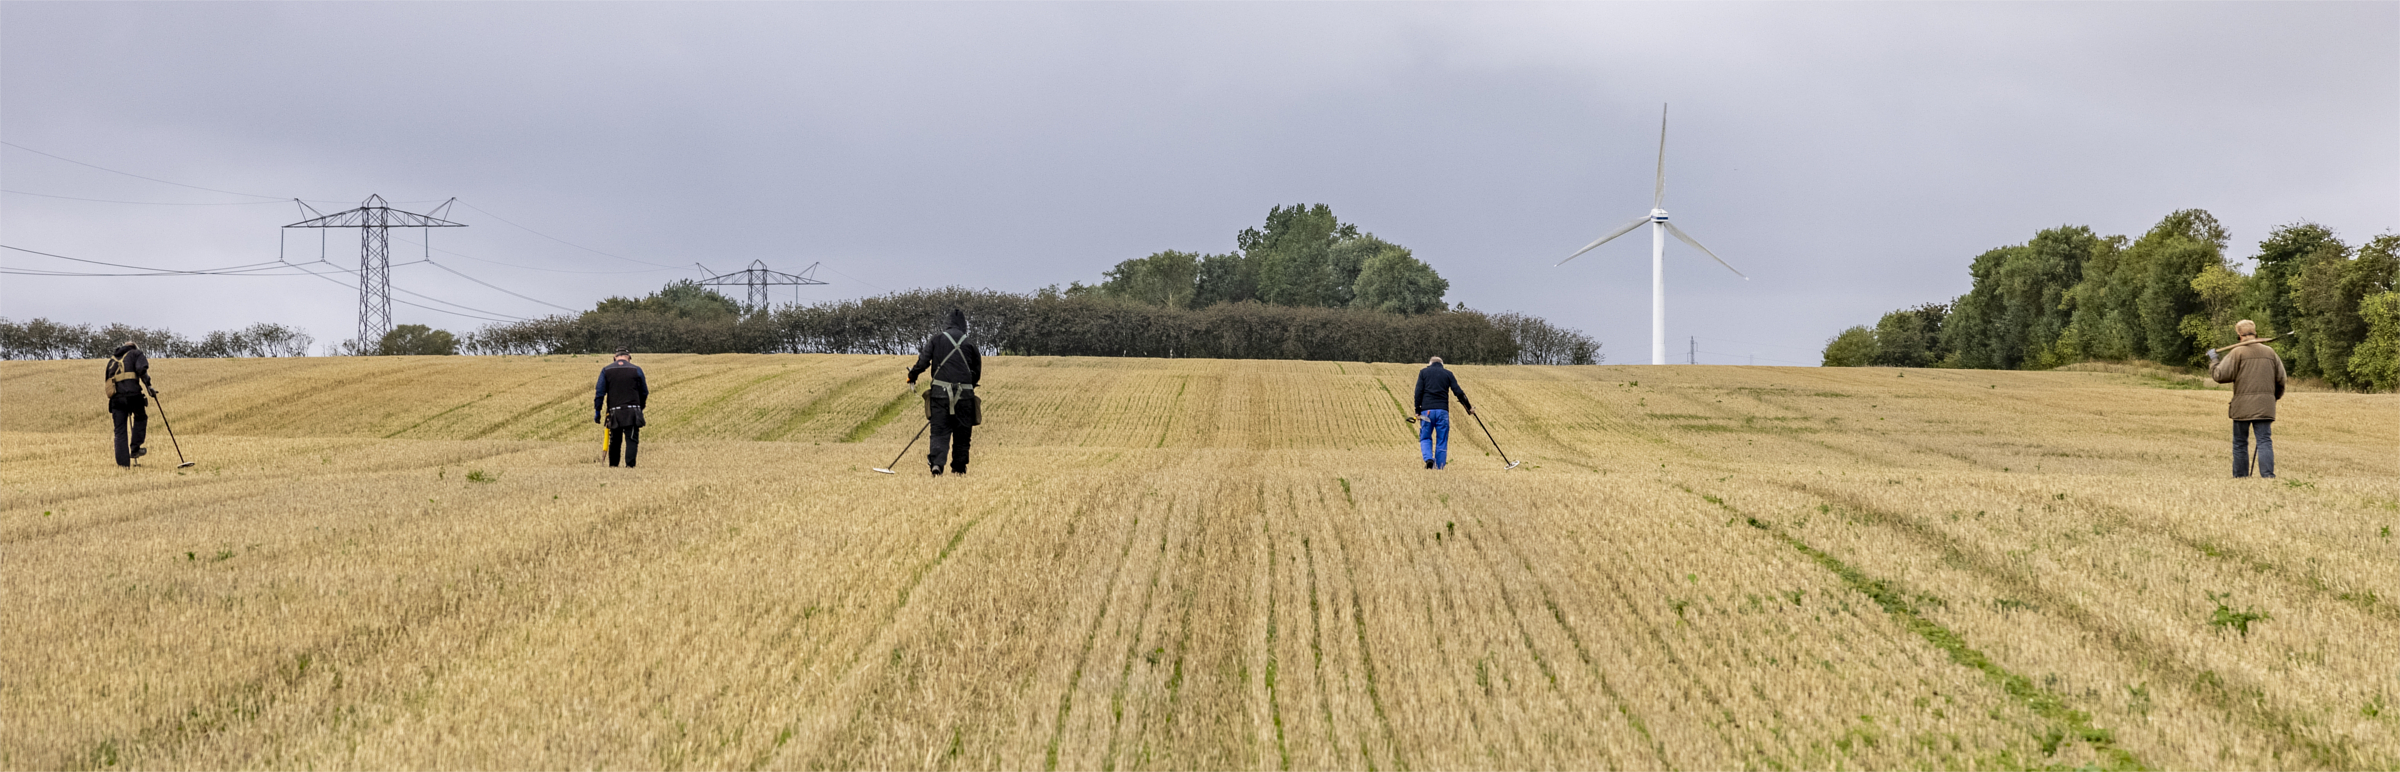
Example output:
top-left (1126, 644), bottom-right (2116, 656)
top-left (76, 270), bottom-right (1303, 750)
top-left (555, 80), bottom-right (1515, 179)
top-left (1821, 210), bottom-right (2400, 391)
top-left (460, 284), bottom-right (1598, 365)
top-left (0, 318), bottom-right (315, 360)
top-left (1066, 204), bottom-right (1453, 315)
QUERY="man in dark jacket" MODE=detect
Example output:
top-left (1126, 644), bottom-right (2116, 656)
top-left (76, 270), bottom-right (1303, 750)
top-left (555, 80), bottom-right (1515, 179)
top-left (103, 340), bottom-right (156, 467)
top-left (594, 348), bottom-right (649, 468)
top-left (1413, 356), bottom-right (1474, 470)
top-left (906, 309), bottom-right (982, 476)
top-left (2207, 319), bottom-right (2286, 478)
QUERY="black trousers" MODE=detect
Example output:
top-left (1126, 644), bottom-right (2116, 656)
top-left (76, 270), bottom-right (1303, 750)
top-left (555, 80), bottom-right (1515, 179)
top-left (111, 402), bottom-right (149, 467)
top-left (608, 426), bottom-right (640, 467)
top-left (928, 410), bottom-right (972, 473)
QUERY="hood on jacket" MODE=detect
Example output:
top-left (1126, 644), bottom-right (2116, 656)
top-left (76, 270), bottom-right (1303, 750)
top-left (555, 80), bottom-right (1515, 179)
top-left (113, 342), bottom-right (139, 357)
top-left (946, 308), bottom-right (968, 332)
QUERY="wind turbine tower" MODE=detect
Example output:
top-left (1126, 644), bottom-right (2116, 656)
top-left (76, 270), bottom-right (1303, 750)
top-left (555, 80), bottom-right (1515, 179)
top-left (1557, 105), bottom-right (1748, 364)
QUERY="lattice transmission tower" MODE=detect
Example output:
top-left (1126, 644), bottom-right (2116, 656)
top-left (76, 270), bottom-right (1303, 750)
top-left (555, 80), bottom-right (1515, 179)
top-left (285, 195), bottom-right (465, 346)
top-left (696, 260), bottom-right (828, 310)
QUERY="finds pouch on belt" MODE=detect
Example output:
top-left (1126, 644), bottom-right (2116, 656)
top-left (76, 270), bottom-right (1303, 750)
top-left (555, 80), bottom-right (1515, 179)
top-left (605, 405), bottom-right (646, 430)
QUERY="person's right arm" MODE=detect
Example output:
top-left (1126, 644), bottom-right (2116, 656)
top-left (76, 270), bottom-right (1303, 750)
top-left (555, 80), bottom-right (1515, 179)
top-left (906, 339), bottom-right (934, 384)
top-left (2210, 347), bottom-right (2240, 383)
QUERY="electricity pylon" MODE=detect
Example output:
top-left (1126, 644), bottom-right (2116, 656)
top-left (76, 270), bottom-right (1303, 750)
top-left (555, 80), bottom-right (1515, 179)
top-left (696, 260), bottom-right (828, 310)
top-left (285, 195), bottom-right (465, 346)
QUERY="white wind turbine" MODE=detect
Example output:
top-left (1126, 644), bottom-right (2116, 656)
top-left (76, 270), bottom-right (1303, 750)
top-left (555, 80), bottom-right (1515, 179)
top-left (1557, 104), bottom-right (1747, 365)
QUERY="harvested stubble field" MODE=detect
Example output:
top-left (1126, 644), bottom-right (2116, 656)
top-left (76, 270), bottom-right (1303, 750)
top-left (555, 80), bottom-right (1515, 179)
top-left (3, 354), bottom-right (2396, 770)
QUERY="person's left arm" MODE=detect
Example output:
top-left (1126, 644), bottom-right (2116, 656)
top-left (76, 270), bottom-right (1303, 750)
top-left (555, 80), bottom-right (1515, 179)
top-left (594, 371), bottom-right (608, 422)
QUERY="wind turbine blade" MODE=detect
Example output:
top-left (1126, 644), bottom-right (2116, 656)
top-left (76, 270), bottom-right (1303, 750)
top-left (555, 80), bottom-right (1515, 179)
top-left (1664, 222), bottom-right (1747, 279)
top-left (1653, 104), bottom-right (1668, 209)
top-left (1557, 215), bottom-right (1655, 266)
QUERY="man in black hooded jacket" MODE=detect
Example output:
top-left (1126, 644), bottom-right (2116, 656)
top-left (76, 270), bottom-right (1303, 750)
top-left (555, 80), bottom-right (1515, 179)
top-left (594, 348), bottom-right (648, 468)
top-left (906, 309), bottom-right (982, 476)
top-left (103, 340), bottom-right (156, 467)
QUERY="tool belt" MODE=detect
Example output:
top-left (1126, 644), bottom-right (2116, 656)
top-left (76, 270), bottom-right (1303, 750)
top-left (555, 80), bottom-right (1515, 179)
top-left (928, 379), bottom-right (980, 426)
top-left (605, 404), bottom-right (646, 430)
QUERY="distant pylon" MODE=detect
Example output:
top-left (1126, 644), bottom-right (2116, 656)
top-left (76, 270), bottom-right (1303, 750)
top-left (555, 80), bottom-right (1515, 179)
top-left (285, 195), bottom-right (465, 346)
top-left (695, 260), bottom-right (828, 310)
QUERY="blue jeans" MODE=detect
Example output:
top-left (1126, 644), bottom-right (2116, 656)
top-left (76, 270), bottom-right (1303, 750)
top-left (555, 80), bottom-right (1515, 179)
top-left (2233, 419), bottom-right (2273, 478)
top-left (1419, 409), bottom-right (1451, 467)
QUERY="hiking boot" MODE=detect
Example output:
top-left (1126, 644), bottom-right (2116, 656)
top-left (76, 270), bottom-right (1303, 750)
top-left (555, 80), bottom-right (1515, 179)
top-left (1424, 459), bottom-right (1434, 469)
top-left (132, 447), bottom-right (147, 458)
top-left (929, 466), bottom-right (943, 477)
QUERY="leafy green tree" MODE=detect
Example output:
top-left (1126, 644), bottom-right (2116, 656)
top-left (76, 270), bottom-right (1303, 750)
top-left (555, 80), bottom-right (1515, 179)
top-left (2348, 289), bottom-right (2400, 391)
top-left (1241, 204), bottom-right (1360, 308)
top-left (1821, 325), bottom-right (1879, 366)
top-left (1192, 252), bottom-right (1258, 307)
top-left (2249, 223), bottom-right (2344, 375)
top-left (1869, 302), bottom-right (1949, 367)
top-left (1325, 234), bottom-right (1404, 308)
top-left (2130, 210), bottom-right (2229, 366)
top-left (1946, 226), bottom-right (2104, 369)
top-left (1096, 250), bottom-right (1202, 309)
top-left (1352, 247), bottom-right (1449, 315)
top-left (2293, 234), bottom-right (2399, 389)
top-left (378, 324), bottom-right (459, 355)
top-left (590, 279), bottom-right (741, 320)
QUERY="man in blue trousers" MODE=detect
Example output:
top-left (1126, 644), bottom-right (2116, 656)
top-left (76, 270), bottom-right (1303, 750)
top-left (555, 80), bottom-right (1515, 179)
top-left (1413, 356), bottom-right (1474, 470)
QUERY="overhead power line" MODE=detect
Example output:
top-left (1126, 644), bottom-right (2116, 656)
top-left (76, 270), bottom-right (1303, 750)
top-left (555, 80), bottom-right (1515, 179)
top-left (455, 201), bottom-right (685, 270)
top-left (424, 260), bottom-right (579, 313)
top-left (2, 244), bottom-right (289, 275)
top-left (2, 243), bottom-right (529, 323)
top-left (2, 189), bottom-right (292, 206)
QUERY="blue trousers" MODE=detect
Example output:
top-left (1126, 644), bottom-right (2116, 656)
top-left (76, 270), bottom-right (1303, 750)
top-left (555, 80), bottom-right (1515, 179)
top-left (2233, 419), bottom-right (2273, 478)
top-left (1418, 409), bottom-right (1451, 467)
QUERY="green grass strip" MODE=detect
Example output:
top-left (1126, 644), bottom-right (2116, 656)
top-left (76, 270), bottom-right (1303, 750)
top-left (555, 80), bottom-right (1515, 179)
top-left (838, 390), bottom-right (918, 443)
top-left (1701, 492), bottom-right (2146, 771)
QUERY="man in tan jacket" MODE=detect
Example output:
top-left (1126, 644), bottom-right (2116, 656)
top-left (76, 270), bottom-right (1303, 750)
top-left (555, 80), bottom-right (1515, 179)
top-left (2207, 319), bottom-right (2286, 478)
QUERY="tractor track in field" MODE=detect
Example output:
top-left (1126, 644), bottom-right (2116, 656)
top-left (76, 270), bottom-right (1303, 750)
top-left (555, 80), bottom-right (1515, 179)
top-left (1954, 477), bottom-right (2400, 623)
top-left (1473, 504), bottom-right (1749, 767)
top-left (1756, 479), bottom-right (2352, 767)
top-left (63, 488), bottom-right (714, 769)
top-left (760, 367), bottom-right (888, 441)
top-left (1326, 480), bottom-right (1407, 771)
top-left (0, 443), bottom-right (547, 544)
top-left (1453, 516), bottom-right (1668, 768)
top-left (1045, 501), bottom-right (1146, 771)
top-left (1099, 505), bottom-right (1176, 772)
top-left (751, 503), bottom-right (994, 770)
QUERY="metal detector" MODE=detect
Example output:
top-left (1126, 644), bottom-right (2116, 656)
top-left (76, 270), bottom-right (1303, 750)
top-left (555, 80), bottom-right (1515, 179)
top-left (871, 420), bottom-right (932, 475)
top-left (1469, 412), bottom-right (1521, 470)
top-left (149, 392), bottom-right (197, 469)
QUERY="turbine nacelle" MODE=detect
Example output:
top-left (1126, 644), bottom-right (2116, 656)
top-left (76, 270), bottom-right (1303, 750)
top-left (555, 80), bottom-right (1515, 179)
top-left (1651, 209), bottom-right (1669, 223)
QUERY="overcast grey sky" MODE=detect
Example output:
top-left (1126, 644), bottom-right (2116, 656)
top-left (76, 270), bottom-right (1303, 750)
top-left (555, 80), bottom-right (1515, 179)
top-left (4, 2), bottom-right (2393, 364)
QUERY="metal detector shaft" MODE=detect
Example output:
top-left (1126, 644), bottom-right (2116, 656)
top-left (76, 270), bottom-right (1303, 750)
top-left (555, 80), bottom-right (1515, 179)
top-left (873, 420), bottom-right (931, 474)
top-left (1469, 412), bottom-right (1518, 469)
top-left (149, 392), bottom-right (195, 468)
